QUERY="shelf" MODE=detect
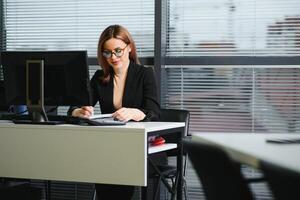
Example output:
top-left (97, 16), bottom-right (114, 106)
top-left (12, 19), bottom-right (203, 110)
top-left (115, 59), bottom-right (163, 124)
top-left (148, 143), bottom-right (177, 154)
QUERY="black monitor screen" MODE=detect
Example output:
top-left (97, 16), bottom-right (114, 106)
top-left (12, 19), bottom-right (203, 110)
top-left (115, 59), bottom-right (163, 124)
top-left (0, 81), bottom-right (8, 111)
top-left (1, 51), bottom-right (92, 107)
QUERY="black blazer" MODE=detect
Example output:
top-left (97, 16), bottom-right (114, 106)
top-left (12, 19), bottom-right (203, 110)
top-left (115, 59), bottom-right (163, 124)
top-left (69, 62), bottom-right (160, 121)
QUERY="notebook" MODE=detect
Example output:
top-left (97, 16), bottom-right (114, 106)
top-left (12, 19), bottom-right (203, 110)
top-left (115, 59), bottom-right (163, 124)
top-left (90, 113), bottom-right (113, 119)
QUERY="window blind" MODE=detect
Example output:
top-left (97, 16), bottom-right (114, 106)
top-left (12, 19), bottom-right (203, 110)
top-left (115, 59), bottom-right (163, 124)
top-left (162, 65), bottom-right (300, 133)
top-left (163, 1), bottom-right (300, 199)
top-left (3, 0), bottom-right (155, 115)
top-left (164, 0), bottom-right (300, 133)
top-left (167, 0), bottom-right (300, 56)
top-left (3, 0), bottom-right (154, 57)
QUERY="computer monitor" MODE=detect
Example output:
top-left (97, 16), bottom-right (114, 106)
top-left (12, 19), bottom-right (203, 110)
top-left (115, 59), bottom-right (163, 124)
top-left (0, 80), bottom-right (9, 112)
top-left (1, 50), bottom-right (92, 123)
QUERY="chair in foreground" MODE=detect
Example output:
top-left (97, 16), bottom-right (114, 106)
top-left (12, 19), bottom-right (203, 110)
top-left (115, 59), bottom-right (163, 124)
top-left (0, 179), bottom-right (42, 200)
top-left (260, 161), bottom-right (300, 200)
top-left (183, 139), bottom-right (254, 200)
top-left (150, 108), bottom-right (190, 200)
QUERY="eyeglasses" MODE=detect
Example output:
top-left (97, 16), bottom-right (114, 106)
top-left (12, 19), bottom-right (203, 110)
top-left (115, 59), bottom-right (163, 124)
top-left (102, 44), bottom-right (128, 58)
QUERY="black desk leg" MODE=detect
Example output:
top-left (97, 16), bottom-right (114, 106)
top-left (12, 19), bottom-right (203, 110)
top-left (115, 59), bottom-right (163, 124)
top-left (176, 127), bottom-right (184, 200)
top-left (141, 186), bottom-right (148, 200)
top-left (45, 180), bottom-right (51, 200)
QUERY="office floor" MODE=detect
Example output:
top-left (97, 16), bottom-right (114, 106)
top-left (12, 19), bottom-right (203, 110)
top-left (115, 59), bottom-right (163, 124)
top-left (10, 159), bottom-right (273, 200)
top-left (167, 158), bottom-right (274, 200)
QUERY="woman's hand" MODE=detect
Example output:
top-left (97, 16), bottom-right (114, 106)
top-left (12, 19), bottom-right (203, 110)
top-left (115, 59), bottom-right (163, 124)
top-left (71, 106), bottom-right (94, 118)
top-left (113, 107), bottom-right (145, 122)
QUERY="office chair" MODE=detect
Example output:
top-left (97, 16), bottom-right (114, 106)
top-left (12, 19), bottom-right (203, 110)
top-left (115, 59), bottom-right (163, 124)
top-left (183, 139), bottom-right (254, 200)
top-left (0, 178), bottom-right (42, 200)
top-left (150, 108), bottom-right (190, 200)
top-left (260, 161), bottom-right (300, 200)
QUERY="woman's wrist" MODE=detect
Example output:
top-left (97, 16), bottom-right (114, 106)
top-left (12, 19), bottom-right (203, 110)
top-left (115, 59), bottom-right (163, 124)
top-left (131, 108), bottom-right (146, 121)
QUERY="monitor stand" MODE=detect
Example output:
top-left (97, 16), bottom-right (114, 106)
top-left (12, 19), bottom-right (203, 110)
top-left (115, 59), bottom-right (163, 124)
top-left (13, 106), bottom-right (65, 125)
top-left (12, 106), bottom-right (64, 125)
top-left (12, 59), bottom-right (64, 125)
top-left (29, 106), bottom-right (48, 122)
top-left (13, 119), bottom-right (65, 125)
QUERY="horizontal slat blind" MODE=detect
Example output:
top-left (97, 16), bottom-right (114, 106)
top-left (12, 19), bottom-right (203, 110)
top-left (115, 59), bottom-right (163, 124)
top-left (165, 1), bottom-right (300, 199)
top-left (162, 65), bottom-right (300, 133)
top-left (167, 0), bottom-right (300, 56)
top-left (4, 0), bottom-right (154, 57)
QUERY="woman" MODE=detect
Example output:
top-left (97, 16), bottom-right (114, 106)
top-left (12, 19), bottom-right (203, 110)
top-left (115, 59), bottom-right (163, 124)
top-left (69, 24), bottom-right (160, 122)
top-left (68, 24), bottom-right (161, 199)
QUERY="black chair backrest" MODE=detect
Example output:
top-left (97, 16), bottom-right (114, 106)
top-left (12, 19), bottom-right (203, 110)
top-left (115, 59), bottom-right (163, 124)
top-left (160, 108), bottom-right (190, 136)
top-left (183, 139), bottom-right (254, 200)
top-left (260, 161), bottom-right (300, 200)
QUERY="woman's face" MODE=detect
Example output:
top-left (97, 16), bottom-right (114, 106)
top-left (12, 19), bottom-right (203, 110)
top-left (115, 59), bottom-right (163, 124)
top-left (102, 38), bottom-right (131, 72)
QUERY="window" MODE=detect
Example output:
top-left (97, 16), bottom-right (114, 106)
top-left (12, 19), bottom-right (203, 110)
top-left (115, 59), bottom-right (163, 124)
top-left (3, 0), bottom-right (155, 116)
top-left (163, 64), bottom-right (300, 133)
top-left (167, 0), bottom-right (300, 56)
top-left (162, 1), bottom-right (300, 199)
top-left (3, 0), bottom-right (154, 57)
top-left (163, 0), bottom-right (300, 133)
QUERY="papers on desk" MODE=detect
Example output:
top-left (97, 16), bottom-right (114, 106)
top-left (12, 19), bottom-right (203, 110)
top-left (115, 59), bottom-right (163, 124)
top-left (90, 113), bottom-right (113, 119)
top-left (87, 113), bottom-right (125, 126)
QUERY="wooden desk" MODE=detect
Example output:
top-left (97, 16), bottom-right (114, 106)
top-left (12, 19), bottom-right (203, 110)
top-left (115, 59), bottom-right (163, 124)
top-left (0, 121), bottom-right (185, 199)
top-left (192, 133), bottom-right (300, 173)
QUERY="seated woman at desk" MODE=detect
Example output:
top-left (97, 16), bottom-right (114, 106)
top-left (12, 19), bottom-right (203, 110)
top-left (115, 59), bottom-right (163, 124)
top-left (68, 24), bottom-right (161, 199)
top-left (69, 24), bottom-right (160, 122)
